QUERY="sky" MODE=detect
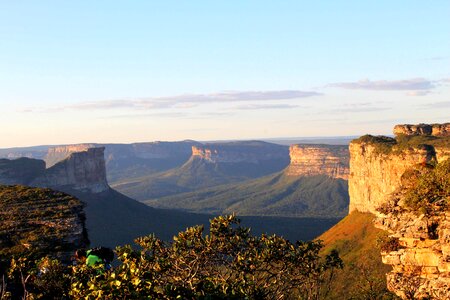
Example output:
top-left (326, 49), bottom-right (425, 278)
top-left (0, 1), bottom-right (449, 148)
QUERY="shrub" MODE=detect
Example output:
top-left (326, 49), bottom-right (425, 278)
top-left (1, 215), bottom-right (343, 299)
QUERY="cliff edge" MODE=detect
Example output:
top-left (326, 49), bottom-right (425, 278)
top-left (285, 144), bottom-right (349, 179)
top-left (348, 122), bottom-right (450, 299)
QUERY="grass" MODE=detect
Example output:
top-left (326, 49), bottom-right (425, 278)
top-left (318, 211), bottom-right (394, 299)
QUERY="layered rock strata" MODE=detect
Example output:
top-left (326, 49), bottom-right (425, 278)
top-left (349, 122), bottom-right (450, 298)
top-left (348, 143), bottom-right (438, 214)
top-left (45, 144), bottom-right (95, 167)
top-left (394, 123), bottom-right (450, 137)
top-left (33, 147), bottom-right (108, 193)
top-left (191, 141), bottom-right (289, 164)
top-left (376, 205), bottom-right (450, 298)
top-left (0, 147), bottom-right (109, 193)
top-left (285, 144), bottom-right (349, 179)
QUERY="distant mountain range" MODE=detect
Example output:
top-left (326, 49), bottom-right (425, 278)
top-left (113, 141), bottom-right (290, 199)
top-left (0, 143), bottom-right (344, 247)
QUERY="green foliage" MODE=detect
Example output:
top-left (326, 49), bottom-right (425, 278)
top-left (146, 173), bottom-right (349, 218)
top-left (353, 134), bottom-right (450, 157)
top-left (1, 215), bottom-right (343, 299)
top-left (352, 135), bottom-right (396, 155)
top-left (401, 160), bottom-right (450, 214)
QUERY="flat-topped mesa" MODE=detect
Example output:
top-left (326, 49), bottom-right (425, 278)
top-left (45, 143), bottom-right (95, 167)
top-left (191, 141), bottom-right (289, 163)
top-left (285, 145), bottom-right (349, 179)
top-left (393, 123), bottom-right (450, 137)
top-left (33, 147), bottom-right (109, 193)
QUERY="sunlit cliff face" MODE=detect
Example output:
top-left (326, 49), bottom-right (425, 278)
top-left (285, 145), bottom-right (349, 179)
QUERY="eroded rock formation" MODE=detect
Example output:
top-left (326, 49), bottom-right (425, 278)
top-left (285, 144), bottom-right (349, 179)
top-left (376, 208), bottom-right (450, 299)
top-left (191, 141), bottom-right (289, 164)
top-left (45, 144), bottom-right (95, 167)
top-left (34, 147), bottom-right (108, 193)
top-left (394, 123), bottom-right (450, 137)
top-left (349, 134), bottom-right (449, 214)
top-left (0, 147), bottom-right (109, 193)
top-left (349, 122), bottom-right (450, 298)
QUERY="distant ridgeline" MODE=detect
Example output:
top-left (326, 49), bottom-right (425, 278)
top-left (0, 141), bottom-right (201, 186)
top-left (346, 122), bottom-right (450, 299)
top-left (0, 144), bottom-right (342, 249)
top-left (145, 143), bottom-right (350, 218)
top-left (114, 141), bottom-right (292, 200)
top-left (0, 147), bottom-right (108, 193)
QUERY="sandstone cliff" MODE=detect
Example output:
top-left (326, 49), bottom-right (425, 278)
top-left (348, 122), bottom-right (450, 298)
top-left (45, 143), bottom-right (95, 167)
top-left (285, 144), bottom-right (349, 179)
top-left (349, 134), bottom-right (449, 214)
top-left (0, 147), bottom-right (109, 193)
top-left (394, 123), bottom-right (450, 137)
top-left (33, 147), bottom-right (109, 193)
top-left (191, 141), bottom-right (289, 164)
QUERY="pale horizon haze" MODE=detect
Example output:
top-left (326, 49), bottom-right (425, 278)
top-left (1, 1), bottom-right (449, 148)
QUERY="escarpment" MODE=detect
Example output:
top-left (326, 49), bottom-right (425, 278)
top-left (393, 123), bottom-right (450, 137)
top-left (45, 143), bottom-right (95, 167)
top-left (191, 141), bottom-right (289, 164)
top-left (285, 144), bottom-right (349, 179)
top-left (0, 147), bottom-right (109, 193)
top-left (33, 147), bottom-right (109, 193)
top-left (348, 122), bottom-right (450, 299)
top-left (349, 129), bottom-right (450, 214)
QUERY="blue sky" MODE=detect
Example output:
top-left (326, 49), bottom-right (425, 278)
top-left (0, 1), bottom-right (449, 147)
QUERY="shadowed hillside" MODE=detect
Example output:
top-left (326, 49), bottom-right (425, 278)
top-left (114, 141), bottom-right (290, 200)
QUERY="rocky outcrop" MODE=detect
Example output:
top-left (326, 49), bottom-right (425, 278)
top-left (348, 144), bottom-right (437, 214)
top-left (45, 144), bottom-right (95, 167)
top-left (33, 147), bottom-right (108, 193)
top-left (0, 147), bottom-right (109, 193)
top-left (349, 122), bottom-right (450, 298)
top-left (349, 127), bottom-right (449, 214)
top-left (375, 196), bottom-right (450, 298)
top-left (285, 144), bottom-right (349, 179)
top-left (191, 141), bottom-right (289, 164)
top-left (394, 123), bottom-right (450, 137)
top-left (0, 185), bottom-right (88, 261)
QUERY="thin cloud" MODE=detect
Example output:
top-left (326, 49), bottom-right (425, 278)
top-left (23, 90), bottom-right (322, 113)
top-left (328, 102), bottom-right (390, 113)
top-left (406, 90), bottom-right (432, 96)
top-left (233, 104), bottom-right (299, 110)
top-left (329, 78), bottom-right (434, 91)
top-left (421, 101), bottom-right (450, 109)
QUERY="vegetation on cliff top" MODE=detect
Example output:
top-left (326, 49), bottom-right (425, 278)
top-left (1, 215), bottom-right (343, 299)
top-left (396, 159), bottom-right (450, 215)
top-left (0, 185), bottom-right (87, 258)
top-left (352, 134), bottom-right (450, 155)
